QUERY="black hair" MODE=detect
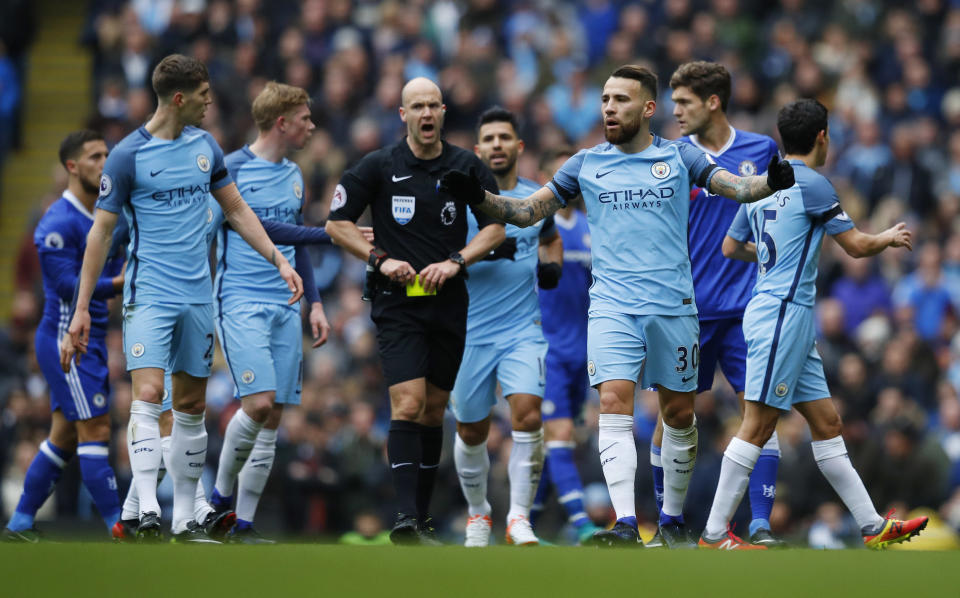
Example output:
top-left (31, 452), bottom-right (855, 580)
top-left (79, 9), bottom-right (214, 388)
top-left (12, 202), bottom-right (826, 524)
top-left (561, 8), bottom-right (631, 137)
top-left (610, 65), bottom-right (658, 99)
top-left (777, 99), bottom-right (829, 155)
top-left (58, 129), bottom-right (104, 167)
top-left (476, 106), bottom-right (520, 135)
top-left (152, 53), bottom-right (209, 99)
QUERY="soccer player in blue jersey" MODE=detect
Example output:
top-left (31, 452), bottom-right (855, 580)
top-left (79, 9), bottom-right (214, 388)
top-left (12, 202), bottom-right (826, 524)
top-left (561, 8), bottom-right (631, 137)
top-left (440, 64), bottom-right (796, 548)
top-left (206, 82), bottom-right (329, 544)
top-left (647, 61), bottom-right (784, 548)
top-left (530, 146), bottom-right (603, 544)
top-left (62, 54), bottom-right (302, 543)
top-left (699, 99), bottom-right (927, 550)
top-left (451, 107), bottom-right (562, 547)
top-left (2, 131), bottom-right (123, 542)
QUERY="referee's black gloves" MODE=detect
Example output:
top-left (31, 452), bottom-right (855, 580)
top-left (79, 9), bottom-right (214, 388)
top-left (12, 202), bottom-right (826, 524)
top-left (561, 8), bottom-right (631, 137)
top-left (765, 155), bottom-right (795, 191)
top-left (482, 237), bottom-right (518, 261)
top-left (537, 262), bottom-right (562, 289)
top-left (439, 169), bottom-right (486, 205)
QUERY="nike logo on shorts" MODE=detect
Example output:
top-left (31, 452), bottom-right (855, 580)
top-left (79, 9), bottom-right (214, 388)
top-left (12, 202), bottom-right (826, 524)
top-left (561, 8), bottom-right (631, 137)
top-left (681, 374), bottom-right (695, 383)
top-left (392, 174), bottom-right (412, 182)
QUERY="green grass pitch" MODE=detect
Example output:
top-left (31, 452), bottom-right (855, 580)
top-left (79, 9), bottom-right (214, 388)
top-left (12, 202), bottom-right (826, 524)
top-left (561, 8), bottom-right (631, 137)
top-left (1, 544), bottom-right (956, 598)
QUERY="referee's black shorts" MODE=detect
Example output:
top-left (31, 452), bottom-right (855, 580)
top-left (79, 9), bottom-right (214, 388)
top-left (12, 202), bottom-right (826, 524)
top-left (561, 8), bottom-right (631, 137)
top-left (370, 279), bottom-right (467, 391)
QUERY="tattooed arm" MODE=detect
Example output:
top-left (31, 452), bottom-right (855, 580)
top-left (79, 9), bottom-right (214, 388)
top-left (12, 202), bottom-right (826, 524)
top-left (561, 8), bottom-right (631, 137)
top-left (708, 170), bottom-right (777, 204)
top-left (706, 154), bottom-right (795, 204)
top-left (475, 187), bottom-right (565, 228)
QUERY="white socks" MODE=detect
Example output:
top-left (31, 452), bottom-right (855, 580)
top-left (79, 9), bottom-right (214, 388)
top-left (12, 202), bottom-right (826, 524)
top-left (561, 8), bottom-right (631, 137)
top-left (598, 414), bottom-right (637, 521)
top-left (168, 410), bottom-right (207, 533)
top-left (194, 478), bottom-right (213, 524)
top-left (235, 428), bottom-right (277, 523)
top-left (661, 418), bottom-right (698, 518)
top-left (127, 400), bottom-right (163, 518)
top-left (506, 429), bottom-right (544, 522)
top-left (812, 436), bottom-right (884, 532)
top-left (704, 436), bottom-right (761, 539)
top-left (454, 434), bottom-right (491, 517)
top-left (215, 408), bottom-right (263, 498)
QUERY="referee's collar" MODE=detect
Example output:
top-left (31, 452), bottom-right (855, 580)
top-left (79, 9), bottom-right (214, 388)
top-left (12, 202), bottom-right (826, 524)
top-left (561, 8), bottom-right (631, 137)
top-left (397, 137), bottom-right (449, 170)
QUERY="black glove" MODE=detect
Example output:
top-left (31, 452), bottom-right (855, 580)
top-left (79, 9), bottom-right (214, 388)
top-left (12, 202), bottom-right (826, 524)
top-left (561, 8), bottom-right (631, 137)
top-left (537, 262), bottom-right (562, 289)
top-left (482, 237), bottom-right (518, 261)
top-left (765, 154), bottom-right (795, 191)
top-left (438, 169), bottom-right (486, 205)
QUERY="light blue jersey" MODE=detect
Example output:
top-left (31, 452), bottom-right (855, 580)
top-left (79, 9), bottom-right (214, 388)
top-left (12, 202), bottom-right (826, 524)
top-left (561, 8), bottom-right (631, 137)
top-left (727, 160), bottom-right (854, 306)
top-left (214, 146), bottom-right (303, 310)
top-left (464, 176), bottom-right (553, 343)
top-left (547, 136), bottom-right (720, 316)
top-left (96, 125), bottom-right (233, 304)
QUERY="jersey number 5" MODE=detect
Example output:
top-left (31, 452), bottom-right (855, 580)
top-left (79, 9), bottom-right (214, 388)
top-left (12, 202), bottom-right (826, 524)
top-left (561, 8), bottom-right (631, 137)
top-left (755, 208), bottom-right (778, 276)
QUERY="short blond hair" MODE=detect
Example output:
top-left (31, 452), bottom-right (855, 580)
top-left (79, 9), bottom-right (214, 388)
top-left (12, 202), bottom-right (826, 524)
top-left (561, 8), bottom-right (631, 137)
top-left (251, 81), bottom-right (311, 131)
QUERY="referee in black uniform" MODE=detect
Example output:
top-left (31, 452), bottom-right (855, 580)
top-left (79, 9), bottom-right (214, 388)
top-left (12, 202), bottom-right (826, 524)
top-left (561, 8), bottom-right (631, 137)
top-left (326, 77), bottom-right (505, 544)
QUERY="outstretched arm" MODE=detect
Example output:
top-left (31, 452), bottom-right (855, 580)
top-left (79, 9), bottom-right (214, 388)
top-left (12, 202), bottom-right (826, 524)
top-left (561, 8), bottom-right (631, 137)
top-left (833, 223), bottom-right (913, 258)
top-left (439, 170), bottom-right (563, 227)
top-left (708, 155), bottom-right (795, 204)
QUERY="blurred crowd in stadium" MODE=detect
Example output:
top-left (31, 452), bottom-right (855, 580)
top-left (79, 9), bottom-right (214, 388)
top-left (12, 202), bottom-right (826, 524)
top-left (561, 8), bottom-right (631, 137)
top-left (3, 0), bottom-right (960, 546)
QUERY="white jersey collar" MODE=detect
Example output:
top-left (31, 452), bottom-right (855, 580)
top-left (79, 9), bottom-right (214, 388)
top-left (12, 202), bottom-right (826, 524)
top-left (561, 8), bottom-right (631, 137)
top-left (689, 125), bottom-right (737, 158)
top-left (62, 189), bottom-right (95, 221)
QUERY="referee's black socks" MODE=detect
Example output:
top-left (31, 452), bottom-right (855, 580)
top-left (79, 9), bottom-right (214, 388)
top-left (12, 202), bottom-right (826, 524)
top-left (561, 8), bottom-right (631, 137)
top-left (417, 424), bottom-right (444, 522)
top-left (388, 420), bottom-right (422, 517)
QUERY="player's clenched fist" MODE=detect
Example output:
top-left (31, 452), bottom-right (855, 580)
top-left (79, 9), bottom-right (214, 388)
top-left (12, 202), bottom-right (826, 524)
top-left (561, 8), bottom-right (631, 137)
top-left (439, 169), bottom-right (486, 205)
top-left (765, 155), bottom-right (795, 191)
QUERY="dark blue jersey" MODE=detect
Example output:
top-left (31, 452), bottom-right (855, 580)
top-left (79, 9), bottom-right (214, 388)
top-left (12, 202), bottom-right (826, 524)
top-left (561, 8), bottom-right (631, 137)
top-left (34, 191), bottom-right (124, 338)
top-left (538, 209), bottom-right (592, 363)
top-left (682, 127), bottom-right (779, 320)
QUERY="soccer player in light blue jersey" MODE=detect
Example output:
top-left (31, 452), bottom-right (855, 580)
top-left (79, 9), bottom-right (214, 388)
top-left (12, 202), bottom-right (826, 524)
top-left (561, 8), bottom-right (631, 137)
top-left (647, 61), bottom-right (785, 548)
top-left (451, 107), bottom-right (562, 547)
top-left (440, 64), bottom-right (796, 548)
top-left (207, 82), bottom-right (330, 544)
top-left (530, 146), bottom-right (603, 544)
top-left (700, 99), bottom-right (927, 550)
top-left (62, 54), bottom-right (302, 543)
top-left (113, 199), bottom-right (352, 543)
top-left (3, 131), bottom-right (124, 542)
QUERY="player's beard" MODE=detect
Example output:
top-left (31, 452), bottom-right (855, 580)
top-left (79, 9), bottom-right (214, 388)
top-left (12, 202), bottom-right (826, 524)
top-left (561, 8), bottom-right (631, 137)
top-left (488, 154), bottom-right (517, 177)
top-left (605, 116), bottom-right (643, 145)
top-left (80, 175), bottom-right (100, 195)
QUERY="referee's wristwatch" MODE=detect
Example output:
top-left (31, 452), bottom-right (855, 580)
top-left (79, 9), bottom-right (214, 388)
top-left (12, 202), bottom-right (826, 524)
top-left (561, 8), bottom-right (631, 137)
top-left (448, 251), bottom-right (467, 277)
top-left (368, 247), bottom-right (388, 272)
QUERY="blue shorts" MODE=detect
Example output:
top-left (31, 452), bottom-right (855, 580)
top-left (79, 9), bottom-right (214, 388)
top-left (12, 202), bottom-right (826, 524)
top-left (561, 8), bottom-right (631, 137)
top-left (542, 353), bottom-right (588, 421)
top-left (36, 327), bottom-right (110, 422)
top-left (216, 302), bottom-right (303, 405)
top-left (450, 336), bottom-right (547, 424)
top-left (587, 311), bottom-right (699, 392)
top-left (743, 294), bottom-right (829, 411)
top-left (123, 302), bottom-right (214, 378)
top-left (697, 317), bottom-right (747, 394)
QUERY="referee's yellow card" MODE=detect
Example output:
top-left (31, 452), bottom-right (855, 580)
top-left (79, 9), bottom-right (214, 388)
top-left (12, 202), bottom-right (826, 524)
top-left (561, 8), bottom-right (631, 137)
top-left (405, 275), bottom-right (437, 297)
